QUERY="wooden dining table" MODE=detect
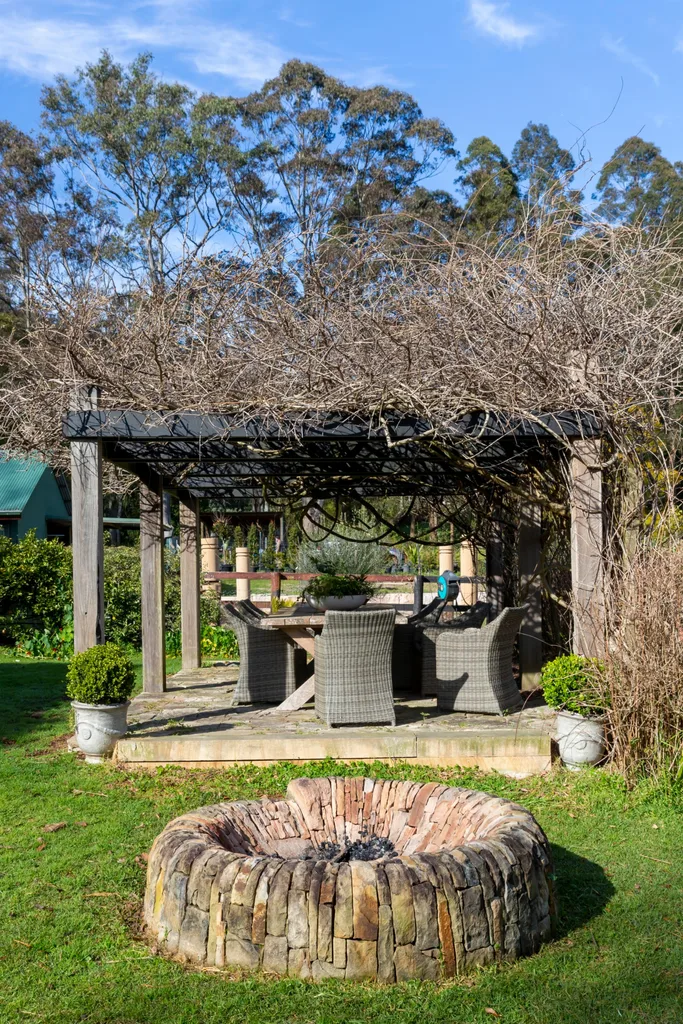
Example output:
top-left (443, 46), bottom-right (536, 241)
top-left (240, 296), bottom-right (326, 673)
top-left (263, 603), bottom-right (409, 713)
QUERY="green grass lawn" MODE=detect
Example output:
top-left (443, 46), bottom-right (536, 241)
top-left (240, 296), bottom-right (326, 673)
top-left (1, 651), bottom-right (682, 1024)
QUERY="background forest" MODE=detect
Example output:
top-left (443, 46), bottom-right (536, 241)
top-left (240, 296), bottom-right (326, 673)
top-left (1, 52), bottom-right (681, 325)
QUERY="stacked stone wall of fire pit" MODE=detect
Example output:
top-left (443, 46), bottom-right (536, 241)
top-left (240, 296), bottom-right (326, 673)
top-left (143, 777), bottom-right (554, 981)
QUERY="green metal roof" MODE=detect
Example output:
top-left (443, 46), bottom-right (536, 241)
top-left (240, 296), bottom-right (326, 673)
top-left (0, 458), bottom-right (48, 514)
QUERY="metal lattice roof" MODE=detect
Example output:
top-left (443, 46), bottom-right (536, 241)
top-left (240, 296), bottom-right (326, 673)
top-left (63, 409), bottom-right (600, 503)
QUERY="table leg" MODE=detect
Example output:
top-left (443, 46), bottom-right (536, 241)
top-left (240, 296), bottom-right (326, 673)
top-left (269, 674), bottom-right (316, 712)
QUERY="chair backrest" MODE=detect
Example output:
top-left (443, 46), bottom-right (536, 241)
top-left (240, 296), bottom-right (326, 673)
top-left (481, 606), bottom-right (526, 647)
top-left (407, 597), bottom-right (444, 625)
top-left (237, 600), bottom-right (265, 619)
top-left (321, 608), bottom-right (396, 647)
top-left (451, 601), bottom-right (490, 629)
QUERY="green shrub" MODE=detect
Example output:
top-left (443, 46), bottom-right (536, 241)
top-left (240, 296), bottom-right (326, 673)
top-left (541, 654), bottom-right (607, 717)
top-left (304, 573), bottom-right (375, 601)
top-left (104, 546), bottom-right (221, 648)
top-left (1, 538), bottom-right (223, 657)
top-left (298, 533), bottom-right (389, 576)
top-left (15, 610), bottom-right (74, 661)
top-left (66, 642), bottom-right (135, 705)
top-left (0, 531), bottom-right (72, 644)
top-left (165, 624), bottom-right (238, 660)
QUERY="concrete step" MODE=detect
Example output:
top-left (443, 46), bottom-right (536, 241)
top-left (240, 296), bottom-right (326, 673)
top-left (115, 727), bottom-right (551, 777)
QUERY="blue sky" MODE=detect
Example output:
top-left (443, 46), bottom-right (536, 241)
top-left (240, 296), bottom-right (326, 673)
top-left (2, 0), bottom-right (683, 194)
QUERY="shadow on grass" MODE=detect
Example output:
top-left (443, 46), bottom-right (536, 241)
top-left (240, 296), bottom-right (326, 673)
top-left (0, 655), bottom-right (69, 743)
top-left (550, 844), bottom-right (615, 938)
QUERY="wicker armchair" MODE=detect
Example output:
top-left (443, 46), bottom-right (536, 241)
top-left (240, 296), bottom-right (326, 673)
top-left (235, 599), bottom-right (266, 619)
top-left (435, 606), bottom-right (526, 714)
top-left (315, 609), bottom-right (396, 726)
top-left (222, 605), bottom-right (307, 704)
top-left (416, 602), bottom-right (491, 696)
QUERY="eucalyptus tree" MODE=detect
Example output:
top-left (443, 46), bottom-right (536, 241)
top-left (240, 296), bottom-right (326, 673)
top-left (594, 136), bottom-right (683, 227)
top-left (0, 123), bottom-right (53, 326)
top-left (41, 52), bottom-right (236, 290)
top-left (199, 60), bottom-right (456, 284)
top-left (511, 122), bottom-right (582, 228)
top-left (456, 136), bottom-right (520, 236)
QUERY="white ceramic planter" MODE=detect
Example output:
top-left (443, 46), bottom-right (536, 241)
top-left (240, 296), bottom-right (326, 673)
top-left (306, 594), bottom-right (370, 612)
top-left (555, 710), bottom-right (606, 770)
top-left (72, 701), bottom-right (129, 764)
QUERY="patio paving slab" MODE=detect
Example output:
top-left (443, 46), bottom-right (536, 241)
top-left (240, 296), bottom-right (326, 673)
top-left (115, 665), bottom-right (555, 776)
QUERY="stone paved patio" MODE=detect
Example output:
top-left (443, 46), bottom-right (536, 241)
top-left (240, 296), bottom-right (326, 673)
top-left (115, 666), bottom-right (554, 776)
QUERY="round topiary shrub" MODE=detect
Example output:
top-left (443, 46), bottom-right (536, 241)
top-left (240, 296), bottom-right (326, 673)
top-left (66, 642), bottom-right (136, 706)
top-left (541, 654), bottom-right (606, 717)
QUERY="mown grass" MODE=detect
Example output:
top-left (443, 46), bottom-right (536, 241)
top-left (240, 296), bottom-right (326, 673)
top-left (0, 650), bottom-right (682, 1024)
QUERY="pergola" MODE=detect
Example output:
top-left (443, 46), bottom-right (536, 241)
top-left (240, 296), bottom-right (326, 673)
top-left (63, 406), bottom-right (604, 694)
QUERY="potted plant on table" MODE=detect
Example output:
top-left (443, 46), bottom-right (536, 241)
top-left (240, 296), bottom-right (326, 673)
top-left (541, 654), bottom-right (608, 769)
top-left (303, 573), bottom-right (375, 611)
top-left (67, 642), bottom-right (136, 763)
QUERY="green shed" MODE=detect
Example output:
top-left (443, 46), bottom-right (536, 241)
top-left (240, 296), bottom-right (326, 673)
top-left (0, 458), bottom-right (71, 541)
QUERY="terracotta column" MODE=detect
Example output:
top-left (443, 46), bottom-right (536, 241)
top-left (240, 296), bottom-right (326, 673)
top-left (459, 541), bottom-right (478, 606)
top-left (438, 544), bottom-right (454, 574)
top-left (235, 546), bottom-right (251, 601)
top-left (201, 535), bottom-right (221, 598)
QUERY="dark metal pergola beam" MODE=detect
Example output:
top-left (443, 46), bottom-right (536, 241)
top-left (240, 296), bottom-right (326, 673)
top-left (63, 408), bottom-right (601, 444)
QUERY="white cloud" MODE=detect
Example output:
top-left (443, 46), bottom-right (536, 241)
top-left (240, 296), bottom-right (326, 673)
top-left (340, 65), bottom-right (405, 88)
top-left (602, 35), bottom-right (659, 86)
top-left (0, 10), bottom-right (286, 87)
top-left (189, 29), bottom-right (284, 84)
top-left (468, 0), bottom-right (540, 46)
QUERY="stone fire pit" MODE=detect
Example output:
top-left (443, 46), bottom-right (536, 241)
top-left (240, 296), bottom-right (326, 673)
top-left (144, 777), bottom-right (554, 981)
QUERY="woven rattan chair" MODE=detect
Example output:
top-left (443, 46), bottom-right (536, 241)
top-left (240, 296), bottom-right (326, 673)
top-left (235, 599), bottom-right (266, 619)
top-left (222, 605), bottom-right (307, 704)
top-left (315, 609), bottom-right (396, 726)
top-left (435, 606), bottom-right (526, 714)
top-left (416, 602), bottom-right (491, 697)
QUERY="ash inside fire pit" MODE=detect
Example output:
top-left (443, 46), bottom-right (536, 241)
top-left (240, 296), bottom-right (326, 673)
top-left (144, 776), bottom-right (555, 982)
top-left (305, 829), bottom-right (397, 862)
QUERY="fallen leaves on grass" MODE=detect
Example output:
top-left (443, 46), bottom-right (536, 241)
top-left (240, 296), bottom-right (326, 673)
top-left (485, 1011), bottom-right (501, 1018)
top-left (35, 842), bottom-right (46, 852)
top-left (13, 939), bottom-right (31, 948)
top-left (83, 892), bottom-right (121, 899)
top-left (42, 823), bottom-right (67, 833)
top-left (74, 821), bottom-right (88, 828)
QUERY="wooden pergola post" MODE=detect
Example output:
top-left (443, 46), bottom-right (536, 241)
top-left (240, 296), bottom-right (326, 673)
top-left (485, 525), bottom-right (505, 619)
top-left (179, 495), bottom-right (201, 671)
top-left (518, 505), bottom-right (543, 691)
top-left (71, 389), bottom-right (104, 653)
top-left (140, 479), bottom-right (166, 693)
top-left (570, 440), bottom-right (604, 657)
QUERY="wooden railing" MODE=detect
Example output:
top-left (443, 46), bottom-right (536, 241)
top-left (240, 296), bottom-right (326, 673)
top-left (204, 571), bottom-right (485, 615)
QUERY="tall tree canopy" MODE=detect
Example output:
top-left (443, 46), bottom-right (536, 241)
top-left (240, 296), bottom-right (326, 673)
top-left (511, 121), bottom-right (582, 221)
top-left (200, 60), bottom-right (456, 279)
top-left (41, 52), bottom-right (233, 288)
top-left (0, 123), bottom-right (52, 322)
top-left (456, 136), bottom-right (520, 236)
top-left (594, 136), bottom-right (683, 227)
